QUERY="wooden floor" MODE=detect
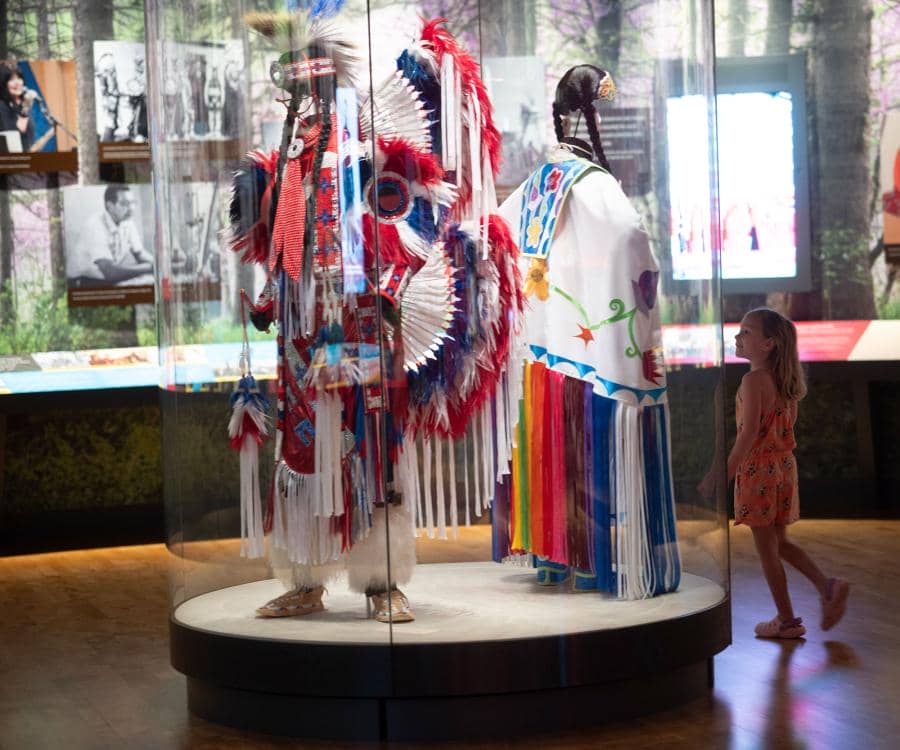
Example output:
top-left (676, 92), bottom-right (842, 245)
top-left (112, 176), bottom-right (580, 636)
top-left (0, 520), bottom-right (897, 749)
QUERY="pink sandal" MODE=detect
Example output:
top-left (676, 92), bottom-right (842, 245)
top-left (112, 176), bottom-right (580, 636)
top-left (821, 578), bottom-right (850, 631)
top-left (755, 616), bottom-right (806, 639)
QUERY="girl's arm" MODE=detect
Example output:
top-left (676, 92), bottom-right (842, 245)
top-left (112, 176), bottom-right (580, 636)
top-left (726, 371), bottom-right (765, 480)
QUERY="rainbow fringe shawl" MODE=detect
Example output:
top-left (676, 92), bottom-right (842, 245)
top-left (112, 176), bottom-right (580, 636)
top-left (493, 361), bottom-right (680, 599)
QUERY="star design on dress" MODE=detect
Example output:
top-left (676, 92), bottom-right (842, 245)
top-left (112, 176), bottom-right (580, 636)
top-left (575, 325), bottom-right (594, 347)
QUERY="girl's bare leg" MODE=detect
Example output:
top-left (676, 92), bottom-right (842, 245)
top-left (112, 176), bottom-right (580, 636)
top-left (752, 525), bottom-right (795, 621)
top-left (775, 526), bottom-right (828, 597)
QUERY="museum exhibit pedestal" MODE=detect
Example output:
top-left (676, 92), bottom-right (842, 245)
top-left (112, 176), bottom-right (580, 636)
top-left (171, 562), bottom-right (730, 741)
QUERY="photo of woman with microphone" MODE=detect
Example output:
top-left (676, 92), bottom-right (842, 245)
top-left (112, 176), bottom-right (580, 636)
top-left (0, 60), bottom-right (77, 159)
top-left (0, 64), bottom-right (37, 152)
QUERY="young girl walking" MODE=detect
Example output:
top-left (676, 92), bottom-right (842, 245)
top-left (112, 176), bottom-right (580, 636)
top-left (701, 308), bottom-right (849, 638)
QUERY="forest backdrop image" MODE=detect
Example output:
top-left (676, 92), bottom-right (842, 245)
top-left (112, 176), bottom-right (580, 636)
top-left (1, 0), bottom-right (900, 359)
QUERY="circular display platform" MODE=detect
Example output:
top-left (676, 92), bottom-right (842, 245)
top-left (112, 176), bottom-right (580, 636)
top-left (171, 561), bottom-right (731, 741)
top-left (175, 561), bottom-right (724, 643)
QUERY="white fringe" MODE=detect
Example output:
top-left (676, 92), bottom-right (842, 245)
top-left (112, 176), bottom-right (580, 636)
top-left (662, 402), bottom-right (680, 591)
top-left (435, 436), bottom-right (447, 539)
top-left (463, 436), bottom-right (471, 526)
top-left (238, 441), bottom-right (265, 559)
top-left (481, 404), bottom-right (492, 511)
top-left (228, 397), bottom-right (268, 560)
top-left (481, 153), bottom-right (494, 252)
top-left (494, 372), bottom-right (511, 481)
top-left (467, 85), bottom-right (483, 256)
top-left (472, 414), bottom-right (482, 517)
top-left (365, 416), bottom-right (376, 504)
top-left (423, 436), bottom-right (435, 538)
top-left (411, 438), bottom-right (424, 538)
top-left (273, 462), bottom-right (344, 567)
top-left (448, 439), bottom-right (459, 540)
top-left (614, 403), bottom-right (654, 600)
top-left (454, 66), bottom-right (462, 187)
top-left (314, 390), bottom-right (344, 518)
top-left (440, 53), bottom-right (458, 172)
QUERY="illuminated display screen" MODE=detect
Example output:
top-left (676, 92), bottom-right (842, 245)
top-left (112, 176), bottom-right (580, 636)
top-left (666, 94), bottom-right (714, 281)
top-left (718, 91), bottom-right (796, 280)
top-left (665, 55), bottom-right (811, 292)
top-left (667, 91), bottom-right (797, 283)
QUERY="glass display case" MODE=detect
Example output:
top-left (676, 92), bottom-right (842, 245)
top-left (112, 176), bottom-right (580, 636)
top-left (151, 0), bottom-right (728, 740)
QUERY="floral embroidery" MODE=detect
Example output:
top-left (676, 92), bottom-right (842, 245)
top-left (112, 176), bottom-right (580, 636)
top-left (545, 167), bottom-right (563, 192)
top-left (574, 325), bottom-right (594, 346)
top-left (526, 218), bottom-right (542, 248)
top-left (757, 485), bottom-right (768, 496)
top-left (782, 456), bottom-right (793, 470)
top-left (524, 258), bottom-right (549, 301)
top-left (767, 463), bottom-right (776, 476)
top-left (739, 504), bottom-right (750, 518)
top-left (746, 463), bottom-right (757, 477)
top-left (632, 270), bottom-right (659, 316)
top-left (642, 348), bottom-right (663, 384)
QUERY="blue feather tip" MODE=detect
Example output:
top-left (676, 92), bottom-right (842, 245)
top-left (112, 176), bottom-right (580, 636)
top-left (288, 0), bottom-right (346, 18)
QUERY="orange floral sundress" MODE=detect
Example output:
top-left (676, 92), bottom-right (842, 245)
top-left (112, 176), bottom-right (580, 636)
top-left (733, 386), bottom-right (799, 527)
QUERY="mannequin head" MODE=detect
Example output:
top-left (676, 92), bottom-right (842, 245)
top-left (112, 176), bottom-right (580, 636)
top-left (552, 64), bottom-right (616, 173)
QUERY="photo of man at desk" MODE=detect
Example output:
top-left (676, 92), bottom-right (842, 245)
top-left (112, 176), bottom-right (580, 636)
top-left (65, 184), bottom-right (154, 289)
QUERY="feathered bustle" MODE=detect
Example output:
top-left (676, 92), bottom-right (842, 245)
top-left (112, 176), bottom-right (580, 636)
top-left (228, 149), bottom-right (279, 265)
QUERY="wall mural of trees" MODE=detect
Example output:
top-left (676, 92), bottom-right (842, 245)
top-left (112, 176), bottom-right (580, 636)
top-left (1, 0), bottom-right (899, 358)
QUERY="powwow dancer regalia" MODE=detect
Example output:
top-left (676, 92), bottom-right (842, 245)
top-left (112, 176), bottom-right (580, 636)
top-left (227, 12), bottom-right (523, 622)
top-left (492, 65), bottom-right (680, 600)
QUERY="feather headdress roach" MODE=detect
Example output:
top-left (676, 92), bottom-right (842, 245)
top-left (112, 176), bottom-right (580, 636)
top-left (244, 11), bottom-right (359, 88)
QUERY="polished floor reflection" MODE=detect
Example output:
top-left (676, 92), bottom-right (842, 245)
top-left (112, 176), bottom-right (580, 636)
top-left (0, 520), bottom-right (896, 749)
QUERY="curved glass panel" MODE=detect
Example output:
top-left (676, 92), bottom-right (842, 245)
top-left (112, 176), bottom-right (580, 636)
top-left (154, 0), bottom-right (725, 672)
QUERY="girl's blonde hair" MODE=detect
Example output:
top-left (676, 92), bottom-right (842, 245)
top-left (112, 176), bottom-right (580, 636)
top-left (747, 307), bottom-right (807, 401)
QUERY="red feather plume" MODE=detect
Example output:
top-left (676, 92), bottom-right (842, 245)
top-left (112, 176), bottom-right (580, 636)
top-left (420, 18), bottom-right (503, 182)
top-left (378, 136), bottom-right (445, 188)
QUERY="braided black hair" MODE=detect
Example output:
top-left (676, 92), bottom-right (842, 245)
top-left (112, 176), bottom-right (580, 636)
top-left (553, 64), bottom-right (615, 175)
top-left (551, 100), bottom-right (565, 143)
top-left (582, 103), bottom-right (612, 174)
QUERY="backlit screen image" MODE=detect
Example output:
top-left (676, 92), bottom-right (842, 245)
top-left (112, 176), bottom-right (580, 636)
top-left (717, 91), bottom-right (796, 280)
top-left (666, 80), bottom-right (804, 287)
top-left (666, 94), bottom-right (714, 281)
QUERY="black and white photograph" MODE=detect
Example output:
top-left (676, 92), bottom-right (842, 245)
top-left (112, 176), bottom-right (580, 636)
top-left (484, 56), bottom-right (548, 189)
top-left (0, 59), bottom-right (78, 173)
top-left (163, 180), bottom-right (223, 302)
top-left (162, 40), bottom-right (245, 142)
top-left (63, 182), bottom-right (155, 306)
top-left (93, 41), bottom-right (148, 145)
